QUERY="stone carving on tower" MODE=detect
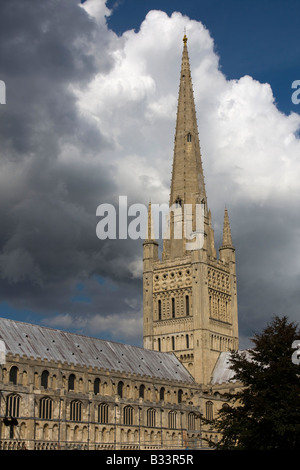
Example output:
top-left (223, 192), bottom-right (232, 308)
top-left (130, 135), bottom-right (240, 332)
top-left (143, 35), bottom-right (239, 385)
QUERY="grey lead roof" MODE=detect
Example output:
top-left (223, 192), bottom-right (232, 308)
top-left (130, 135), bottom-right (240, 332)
top-left (211, 352), bottom-right (236, 384)
top-left (0, 317), bottom-right (195, 384)
top-left (211, 350), bottom-right (250, 384)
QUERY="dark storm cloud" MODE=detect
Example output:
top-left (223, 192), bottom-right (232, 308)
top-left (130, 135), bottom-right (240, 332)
top-left (228, 202), bottom-right (300, 348)
top-left (0, 0), bottom-right (140, 324)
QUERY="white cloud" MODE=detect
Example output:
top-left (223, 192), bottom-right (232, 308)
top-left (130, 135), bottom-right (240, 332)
top-left (46, 312), bottom-right (143, 344)
top-left (75, 7), bottom-right (300, 214)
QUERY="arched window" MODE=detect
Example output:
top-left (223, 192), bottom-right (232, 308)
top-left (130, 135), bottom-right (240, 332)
top-left (70, 400), bottom-right (82, 421)
top-left (39, 397), bottom-right (53, 419)
top-left (123, 406), bottom-right (133, 425)
top-left (158, 338), bottom-right (161, 352)
top-left (117, 381), bottom-right (124, 398)
top-left (9, 366), bottom-right (18, 385)
top-left (139, 384), bottom-right (145, 400)
top-left (168, 410), bottom-right (177, 429)
top-left (68, 374), bottom-right (75, 391)
top-left (185, 295), bottom-right (190, 316)
top-left (175, 197), bottom-right (182, 207)
top-left (41, 370), bottom-right (49, 389)
top-left (98, 403), bottom-right (109, 424)
top-left (158, 299), bottom-right (162, 320)
top-left (159, 387), bottom-right (165, 401)
top-left (94, 378), bottom-right (100, 395)
top-left (172, 298), bottom-right (175, 318)
top-left (187, 133), bottom-right (192, 142)
top-left (147, 408), bottom-right (156, 427)
top-left (206, 401), bottom-right (213, 421)
top-left (6, 393), bottom-right (20, 418)
top-left (186, 334), bottom-right (189, 349)
top-left (172, 336), bottom-right (175, 350)
top-left (188, 412), bottom-right (196, 430)
top-left (178, 389), bottom-right (183, 404)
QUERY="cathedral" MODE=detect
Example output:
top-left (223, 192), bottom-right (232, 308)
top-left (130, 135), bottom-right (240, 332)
top-left (0, 36), bottom-right (239, 450)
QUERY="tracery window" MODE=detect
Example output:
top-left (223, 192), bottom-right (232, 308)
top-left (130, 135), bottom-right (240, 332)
top-left (123, 405), bottom-right (133, 425)
top-left (147, 408), bottom-right (156, 427)
top-left (98, 403), bottom-right (109, 424)
top-left (188, 412), bottom-right (196, 430)
top-left (6, 393), bottom-right (20, 418)
top-left (206, 401), bottom-right (213, 421)
top-left (39, 397), bottom-right (53, 419)
top-left (168, 410), bottom-right (177, 429)
top-left (70, 400), bottom-right (82, 421)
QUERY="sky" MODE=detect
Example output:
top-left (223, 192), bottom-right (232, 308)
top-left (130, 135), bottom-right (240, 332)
top-left (0, 0), bottom-right (299, 350)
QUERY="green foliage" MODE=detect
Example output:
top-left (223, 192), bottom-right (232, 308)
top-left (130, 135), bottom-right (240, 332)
top-left (214, 316), bottom-right (300, 450)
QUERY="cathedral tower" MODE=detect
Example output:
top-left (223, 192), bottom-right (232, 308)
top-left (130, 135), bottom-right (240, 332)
top-left (143, 36), bottom-right (239, 385)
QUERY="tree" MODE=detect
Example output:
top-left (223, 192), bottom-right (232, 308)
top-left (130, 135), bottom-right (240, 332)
top-left (214, 315), bottom-right (300, 450)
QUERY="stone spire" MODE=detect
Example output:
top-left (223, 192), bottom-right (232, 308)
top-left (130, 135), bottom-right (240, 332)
top-left (163, 35), bottom-right (212, 260)
top-left (169, 34), bottom-right (207, 210)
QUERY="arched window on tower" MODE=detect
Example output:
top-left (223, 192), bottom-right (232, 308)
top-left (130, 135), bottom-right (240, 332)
top-left (186, 334), bottom-right (189, 349)
top-left (187, 133), bottom-right (192, 142)
top-left (175, 196), bottom-right (182, 207)
top-left (158, 299), bottom-right (162, 320)
top-left (172, 298), bottom-right (175, 318)
top-left (185, 295), bottom-right (190, 316)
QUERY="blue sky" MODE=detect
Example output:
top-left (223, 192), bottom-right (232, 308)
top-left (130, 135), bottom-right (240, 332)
top-left (106, 0), bottom-right (300, 115)
top-left (0, 0), bottom-right (299, 349)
